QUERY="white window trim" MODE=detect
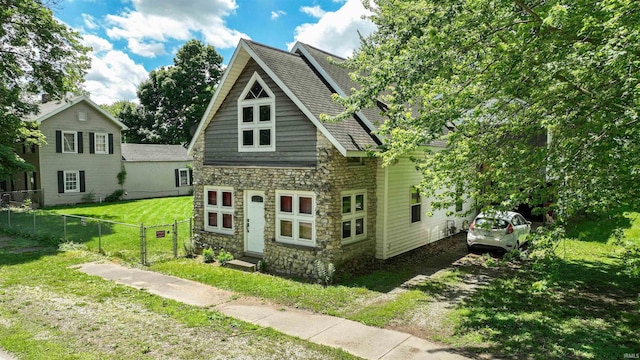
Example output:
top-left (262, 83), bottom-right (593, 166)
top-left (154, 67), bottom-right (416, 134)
top-left (204, 186), bottom-right (234, 235)
top-left (411, 186), bottom-right (422, 224)
top-left (237, 72), bottom-right (276, 152)
top-left (275, 190), bottom-right (316, 247)
top-left (64, 170), bottom-right (80, 193)
top-left (178, 168), bottom-right (190, 186)
top-left (77, 111), bottom-right (87, 121)
top-left (62, 131), bottom-right (77, 153)
top-left (94, 133), bottom-right (108, 154)
top-left (341, 190), bottom-right (367, 244)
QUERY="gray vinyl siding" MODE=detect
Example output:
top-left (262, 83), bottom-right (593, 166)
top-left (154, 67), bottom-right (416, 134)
top-left (204, 60), bottom-right (317, 167)
top-left (38, 102), bottom-right (122, 206)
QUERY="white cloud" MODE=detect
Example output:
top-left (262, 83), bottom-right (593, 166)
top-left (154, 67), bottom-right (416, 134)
top-left (105, 0), bottom-right (248, 57)
top-left (300, 5), bottom-right (326, 18)
top-left (81, 35), bottom-right (148, 105)
top-left (288, 0), bottom-right (376, 58)
top-left (271, 10), bottom-right (286, 20)
top-left (82, 14), bottom-right (98, 30)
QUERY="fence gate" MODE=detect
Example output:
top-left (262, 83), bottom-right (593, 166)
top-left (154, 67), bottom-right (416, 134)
top-left (141, 219), bottom-right (191, 265)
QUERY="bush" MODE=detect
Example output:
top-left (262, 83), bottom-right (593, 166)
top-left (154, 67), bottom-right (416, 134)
top-left (183, 239), bottom-right (197, 258)
top-left (104, 189), bottom-right (125, 202)
top-left (202, 247), bottom-right (215, 263)
top-left (315, 260), bottom-right (336, 287)
top-left (216, 249), bottom-right (234, 266)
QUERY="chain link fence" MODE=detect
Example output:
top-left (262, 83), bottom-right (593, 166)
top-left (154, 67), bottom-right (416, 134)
top-left (0, 207), bottom-right (192, 265)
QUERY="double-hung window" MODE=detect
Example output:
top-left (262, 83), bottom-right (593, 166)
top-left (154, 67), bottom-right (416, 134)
top-left (204, 187), bottom-right (234, 234)
top-left (62, 131), bottom-right (77, 153)
top-left (238, 72), bottom-right (275, 152)
top-left (411, 186), bottom-right (422, 223)
top-left (64, 171), bottom-right (80, 192)
top-left (94, 133), bottom-right (108, 154)
top-left (178, 169), bottom-right (190, 186)
top-left (276, 191), bottom-right (315, 246)
top-left (341, 190), bottom-right (367, 244)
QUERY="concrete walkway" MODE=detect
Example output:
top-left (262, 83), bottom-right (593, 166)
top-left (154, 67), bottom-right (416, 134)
top-left (77, 262), bottom-right (471, 360)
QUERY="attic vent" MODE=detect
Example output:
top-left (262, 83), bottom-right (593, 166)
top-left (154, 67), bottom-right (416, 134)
top-left (245, 81), bottom-right (269, 99)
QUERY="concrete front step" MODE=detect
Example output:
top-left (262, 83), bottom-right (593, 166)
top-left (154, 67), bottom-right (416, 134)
top-left (225, 259), bottom-right (256, 272)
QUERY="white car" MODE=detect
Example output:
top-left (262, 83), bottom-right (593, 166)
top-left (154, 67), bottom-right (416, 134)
top-left (467, 211), bottom-right (531, 252)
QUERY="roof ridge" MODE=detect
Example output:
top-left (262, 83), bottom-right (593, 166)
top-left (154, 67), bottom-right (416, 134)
top-left (243, 39), bottom-right (301, 59)
top-left (297, 42), bottom-right (346, 61)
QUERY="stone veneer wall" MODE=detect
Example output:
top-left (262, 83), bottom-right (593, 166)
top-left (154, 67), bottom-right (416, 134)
top-left (191, 129), bottom-right (377, 279)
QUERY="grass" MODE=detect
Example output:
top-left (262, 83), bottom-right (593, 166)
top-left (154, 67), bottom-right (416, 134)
top-left (0, 240), bottom-right (359, 359)
top-left (0, 196), bottom-right (193, 263)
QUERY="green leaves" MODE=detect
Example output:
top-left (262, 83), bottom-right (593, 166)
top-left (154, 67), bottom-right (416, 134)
top-left (114, 39), bottom-right (223, 145)
top-left (330, 0), bottom-right (639, 218)
top-left (0, 0), bottom-right (89, 179)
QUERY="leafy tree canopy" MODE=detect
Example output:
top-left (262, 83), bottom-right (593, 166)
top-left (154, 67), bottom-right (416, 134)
top-left (0, 0), bottom-right (89, 179)
top-left (118, 39), bottom-right (223, 145)
top-left (331, 0), bottom-right (639, 219)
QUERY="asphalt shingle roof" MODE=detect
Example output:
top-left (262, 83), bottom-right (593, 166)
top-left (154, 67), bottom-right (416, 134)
top-left (245, 40), bottom-right (380, 152)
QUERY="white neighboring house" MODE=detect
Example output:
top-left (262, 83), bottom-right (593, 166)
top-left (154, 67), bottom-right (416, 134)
top-left (2, 95), bottom-right (194, 207)
top-left (121, 144), bottom-right (193, 200)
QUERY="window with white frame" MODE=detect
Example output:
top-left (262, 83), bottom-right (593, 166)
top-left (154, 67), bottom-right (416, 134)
top-left (62, 131), bottom-right (77, 153)
top-left (77, 111), bottom-right (87, 121)
top-left (178, 168), bottom-right (190, 186)
top-left (276, 190), bottom-right (315, 246)
top-left (341, 190), bottom-right (367, 244)
top-left (238, 72), bottom-right (275, 152)
top-left (411, 186), bottom-right (421, 223)
top-left (64, 171), bottom-right (80, 192)
top-left (94, 133), bottom-right (108, 154)
top-left (204, 187), bottom-right (234, 234)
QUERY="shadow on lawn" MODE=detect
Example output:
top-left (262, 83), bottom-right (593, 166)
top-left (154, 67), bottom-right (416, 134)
top-left (452, 257), bottom-right (640, 359)
top-left (565, 205), bottom-right (634, 244)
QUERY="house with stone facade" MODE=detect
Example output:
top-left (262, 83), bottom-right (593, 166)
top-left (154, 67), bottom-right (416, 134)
top-left (188, 39), bottom-right (475, 278)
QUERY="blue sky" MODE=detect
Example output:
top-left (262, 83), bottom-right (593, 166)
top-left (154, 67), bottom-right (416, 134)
top-left (53, 0), bottom-right (376, 105)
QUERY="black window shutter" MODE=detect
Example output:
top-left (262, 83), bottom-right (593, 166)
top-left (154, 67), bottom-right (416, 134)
top-left (108, 134), bottom-right (114, 154)
top-left (24, 173), bottom-right (28, 190)
top-left (189, 169), bottom-right (193, 186)
top-left (57, 171), bottom-right (64, 193)
top-left (77, 132), bottom-right (83, 153)
top-left (175, 169), bottom-right (180, 187)
top-left (89, 132), bottom-right (95, 154)
top-left (79, 171), bottom-right (85, 193)
top-left (55, 131), bottom-right (62, 153)
top-left (22, 145), bottom-right (26, 154)
top-left (33, 172), bottom-right (37, 190)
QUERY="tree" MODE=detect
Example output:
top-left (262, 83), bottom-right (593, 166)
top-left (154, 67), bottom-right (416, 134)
top-left (122, 39), bottom-right (223, 145)
top-left (329, 0), bottom-right (640, 219)
top-left (0, 0), bottom-right (89, 179)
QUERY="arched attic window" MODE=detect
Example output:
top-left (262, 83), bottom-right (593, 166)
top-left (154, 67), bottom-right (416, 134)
top-left (238, 72), bottom-right (275, 152)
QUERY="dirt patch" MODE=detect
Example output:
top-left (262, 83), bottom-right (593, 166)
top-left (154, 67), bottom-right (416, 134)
top-left (0, 285), bottom-right (346, 359)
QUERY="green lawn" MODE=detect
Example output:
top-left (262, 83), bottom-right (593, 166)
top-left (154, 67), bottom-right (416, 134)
top-left (0, 196), bottom-right (193, 263)
top-left (0, 242), bottom-right (358, 359)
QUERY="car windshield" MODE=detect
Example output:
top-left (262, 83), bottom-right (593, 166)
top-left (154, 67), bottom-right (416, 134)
top-left (475, 217), bottom-right (509, 229)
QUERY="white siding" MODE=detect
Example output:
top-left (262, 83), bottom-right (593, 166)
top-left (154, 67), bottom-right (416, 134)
top-left (376, 155), bottom-right (476, 259)
top-left (38, 102), bottom-right (122, 206)
top-left (123, 161), bottom-right (192, 200)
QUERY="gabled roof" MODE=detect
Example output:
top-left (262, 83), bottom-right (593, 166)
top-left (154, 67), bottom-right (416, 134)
top-left (121, 143), bottom-right (193, 162)
top-left (24, 95), bottom-right (127, 130)
top-left (188, 39), bottom-right (382, 156)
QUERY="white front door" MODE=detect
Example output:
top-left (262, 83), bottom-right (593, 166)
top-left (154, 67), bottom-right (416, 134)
top-left (245, 190), bottom-right (265, 254)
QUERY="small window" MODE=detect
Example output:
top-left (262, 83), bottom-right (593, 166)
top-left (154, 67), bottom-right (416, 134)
top-left (94, 133), bottom-right (108, 154)
top-left (62, 131), bottom-right (77, 153)
top-left (204, 187), bottom-right (234, 234)
top-left (238, 72), bottom-right (275, 152)
top-left (411, 186), bottom-right (421, 223)
top-left (78, 111), bottom-right (87, 121)
top-left (341, 190), bottom-right (367, 244)
top-left (178, 168), bottom-right (190, 186)
top-left (64, 171), bottom-right (79, 192)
